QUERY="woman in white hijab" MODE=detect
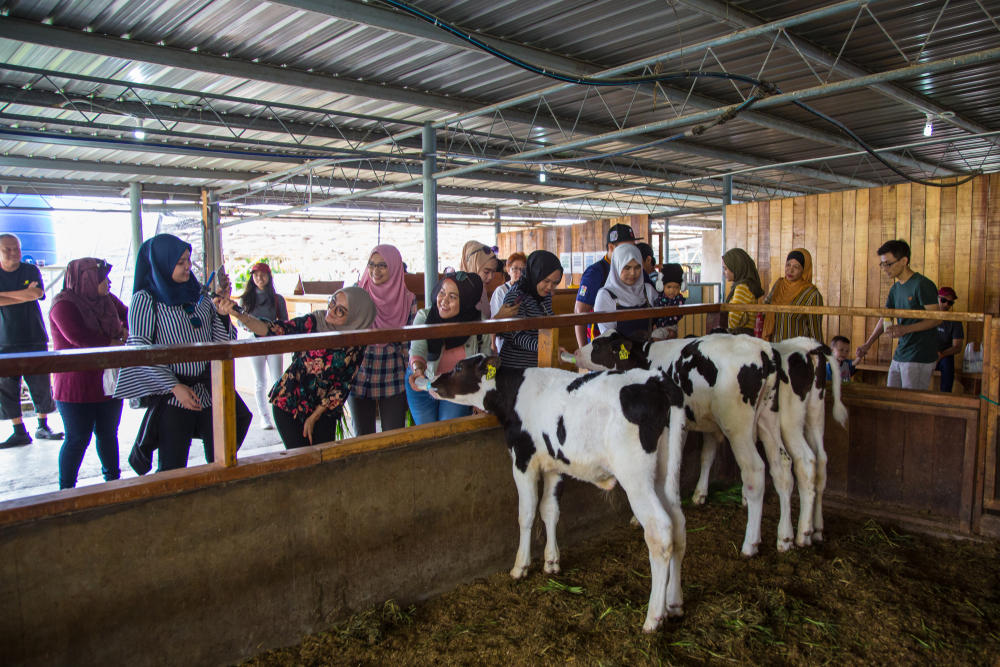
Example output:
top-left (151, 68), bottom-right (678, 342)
top-left (593, 243), bottom-right (663, 339)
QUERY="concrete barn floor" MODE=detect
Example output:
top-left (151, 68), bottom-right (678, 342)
top-left (0, 391), bottom-right (285, 502)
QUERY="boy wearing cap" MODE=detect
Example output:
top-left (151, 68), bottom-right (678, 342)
top-left (574, 223), bottom-right (639, 347)
top-left (856, 239), bottom-right (940, 390)
top-left (935, 287), bottom-right (964, 393)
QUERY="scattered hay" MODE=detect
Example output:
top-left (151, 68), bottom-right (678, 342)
top-left (243, 491), bottom-right (1000, 667)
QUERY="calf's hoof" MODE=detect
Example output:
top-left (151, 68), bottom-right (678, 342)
top-left (777, 538), bottom-right (794, 553)
top-left (740, 543), bottom-right (759, 558)
top-left (642, 616), bottom-right (664, 634)
top-left (510, 564), bottom-right (530, 580)
top-left (667, 604), bottom-right (684, 618)
top-left (812, 530), bottom-right (824, 543)
top-left (544, 560), bottom-right (561, 574)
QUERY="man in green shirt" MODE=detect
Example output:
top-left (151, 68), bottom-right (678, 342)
top-left (856, 239), bottom-right (940, 390)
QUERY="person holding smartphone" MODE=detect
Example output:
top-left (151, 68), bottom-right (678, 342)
top-left (406, 272), bottom-right (491, 424)
top-left (498, 250), bottom-right (564, 370)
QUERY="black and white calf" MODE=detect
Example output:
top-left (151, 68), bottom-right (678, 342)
top-left (695, 337), bottom-right (847, 545)
top-left (429, 355), bottom-right (687, 632)
top-left (575, 332), bottom-right (796, 556)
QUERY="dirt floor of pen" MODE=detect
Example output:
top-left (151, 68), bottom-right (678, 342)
top-left (243, 488), bottom-right (1000, 667)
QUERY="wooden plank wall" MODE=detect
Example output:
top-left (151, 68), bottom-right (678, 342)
top-left (498, 215), bottom-right (649, 288)
top-left (724, 175), bottom-right (996, 360)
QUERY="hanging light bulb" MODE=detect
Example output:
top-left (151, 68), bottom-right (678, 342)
top-left (133, 118), bottom-right (146, 140)
top-left (539, 169), bottom-right (546, 183)
top-left (923, 114), bottom-right (933, 137)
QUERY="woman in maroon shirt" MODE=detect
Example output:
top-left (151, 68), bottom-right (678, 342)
top-left (48, 258), bottom-right (128, 489)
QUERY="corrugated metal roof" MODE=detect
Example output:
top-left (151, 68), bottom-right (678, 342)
top-left (0, 0), bottom-right (995, 218)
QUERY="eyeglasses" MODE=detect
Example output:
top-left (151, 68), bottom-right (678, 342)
top-left (327, 298), bottom-right (348, 318)
top-left (181, 303), bottom-right (202, 329)
top-left (939, 297), bottom-right (955, 306)
top-left (367, 261), bottom-right (389, 271)
top-left (466, 245), bottom-right (499, 262)
top-left (878, 258), bottom-right (902, 269)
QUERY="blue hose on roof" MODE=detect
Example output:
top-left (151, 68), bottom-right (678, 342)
top-left (376, 0), bottom-right (978, 187)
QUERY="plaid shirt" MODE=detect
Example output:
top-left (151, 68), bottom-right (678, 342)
top-left (350, 298), bottom-right (417, 398)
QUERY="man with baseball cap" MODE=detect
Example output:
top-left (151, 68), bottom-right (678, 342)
top-left (574, 223), bottom-right (640, 347)
top-left (935, 287), bottom-right (965, 393)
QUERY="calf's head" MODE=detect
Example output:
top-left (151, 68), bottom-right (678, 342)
top-left (429, 354), bottom-right (501, 408)
top-left (575, 330), bottom-right (649, 372)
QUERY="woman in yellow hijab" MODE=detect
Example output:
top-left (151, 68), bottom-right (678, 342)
top-left (762, 248), bottom-right (824, 342)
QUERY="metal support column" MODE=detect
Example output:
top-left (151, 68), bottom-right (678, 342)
top-left (210, 200), bottom-right (222, 277)
top-left (494, 206), bottom-right (501, 247)
top-left (129, 182), bottom-right (142, 263)
top-left (663, 218), bottom-right (670, 267)
top-left (720, 175), bottom-right (732, 302)
top-left (422, 122), bottom-right (438, 301)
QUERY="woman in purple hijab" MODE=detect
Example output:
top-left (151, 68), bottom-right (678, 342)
top-left (48, 258), bottom-right (129, 489)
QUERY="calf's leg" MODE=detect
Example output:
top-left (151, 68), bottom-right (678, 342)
top-left (658, 409), bottom-right (687, 617)
top-left (804, 400), bottom-right (828, 542)
top-left (510, 463), bottom-right (540, 579)
top-left (539, 471), bottom-right (563, 574)
top-left (756, 410), bottom-right (796, 552)
top-left (692, 430), bottom-right (719, 505)
top-left (620, 470), bottom-right (674, 633)
top-left (723, 431), bottom-right (766, 557)
top-left (780, 413), bottom-right (817, 547)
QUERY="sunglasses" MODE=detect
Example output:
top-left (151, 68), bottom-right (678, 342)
top-left (939, 297), bottom-right (955, 306)
top-left (466, 245), bottom-right (499, 262)
top-left (181, 302), bottom-right (203, 329)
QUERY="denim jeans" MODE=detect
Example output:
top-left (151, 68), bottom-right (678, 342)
top-left (56, 399), bottom-right (123, 489)
top-left (936, 355), bottom-right (956, 393)
top-left (404, 367), bottom-right (472, 425)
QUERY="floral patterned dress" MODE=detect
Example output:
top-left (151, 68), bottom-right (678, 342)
top-left (265, 313), bottom-right (367, 422)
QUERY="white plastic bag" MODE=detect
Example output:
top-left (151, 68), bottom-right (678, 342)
top-left (962, 342), bottom-right (983, 374)
top-left (102, 368), bottom-right (119, 396)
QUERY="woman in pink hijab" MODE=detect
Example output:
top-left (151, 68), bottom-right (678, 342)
top-left (349, 244), bottom-right (417, 435)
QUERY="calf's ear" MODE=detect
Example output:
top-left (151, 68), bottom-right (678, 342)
top-left (480, 355), bottom-right (502, 376)
top-left (628, 330), bottom-right (650, 344)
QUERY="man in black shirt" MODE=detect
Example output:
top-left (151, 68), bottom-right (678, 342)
top-left (935, 286), bottom-right (965, 393)
top-left (0, 234), bottom-right (63, 448)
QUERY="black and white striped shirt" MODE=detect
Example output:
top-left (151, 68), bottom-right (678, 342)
top-left (114, 290), bottom-right (235, 409)
top-left (498, 283), bottom-right (553, 369)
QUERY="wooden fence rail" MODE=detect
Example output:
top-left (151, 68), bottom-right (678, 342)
top-left (1, 303), bottom-right (996, 536)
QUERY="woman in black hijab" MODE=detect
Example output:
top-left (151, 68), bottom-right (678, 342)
top-left (406, 272), bottom-right (493, 424)
top-left (498, 250), bottom-right (564, 369)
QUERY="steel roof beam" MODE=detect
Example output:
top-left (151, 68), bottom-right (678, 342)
top-left (227, 45), bottom-right (1000, 226)
top-left (281, 0), bottom-right (948, 176)
top-left (674, 0), bottom-right (1000, 146)
top-left (272, 0), bottom-right (601, 77)
top-left (0, 156), bottom-right (705, 208)
top-left (0, 152), bottom-right (724, 202)
top-left (0, 17), bottom-right (876, 190)
top-left (1, 59), bottom-right (944, 179)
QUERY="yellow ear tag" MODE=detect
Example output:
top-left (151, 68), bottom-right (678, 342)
top-left (619, 344), bottom-right (630, 361)
top-left (485, 365), bottom-right (497, 380)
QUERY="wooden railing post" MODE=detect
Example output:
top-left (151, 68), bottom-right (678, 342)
top-left (537, 328), bottom-right (559, 368)
top-left (212, 358), bottom-right (239, 468)
top-left (974, 315), bottom-right (1000, 532)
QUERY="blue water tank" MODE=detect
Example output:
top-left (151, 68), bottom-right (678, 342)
top-left (0, 196), bottom-right (57, 266)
